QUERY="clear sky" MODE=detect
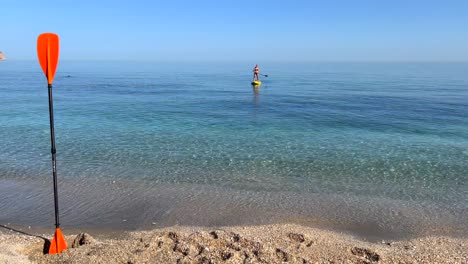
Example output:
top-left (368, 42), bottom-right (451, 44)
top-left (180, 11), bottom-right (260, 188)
top-left (1, 0), bottom-right (467, 61)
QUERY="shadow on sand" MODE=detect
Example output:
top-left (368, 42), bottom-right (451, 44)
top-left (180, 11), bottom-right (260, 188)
top-left (0, 224), bottom-right (51, 254)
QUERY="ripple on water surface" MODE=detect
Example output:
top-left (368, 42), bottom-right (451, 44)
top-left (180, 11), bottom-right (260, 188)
top-left (0, 61), bottom-right (467, 238)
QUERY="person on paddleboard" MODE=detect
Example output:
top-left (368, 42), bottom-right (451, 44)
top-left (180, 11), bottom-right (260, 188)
top-left (253, 64), bottom-right (260, 81)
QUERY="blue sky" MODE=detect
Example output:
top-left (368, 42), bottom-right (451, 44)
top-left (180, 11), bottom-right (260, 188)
top-left (1, 0), bottom-right (467, 61)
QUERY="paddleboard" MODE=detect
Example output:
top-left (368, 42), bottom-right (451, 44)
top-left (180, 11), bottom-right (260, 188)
top-left (251, 80), bottom-right (261, 85)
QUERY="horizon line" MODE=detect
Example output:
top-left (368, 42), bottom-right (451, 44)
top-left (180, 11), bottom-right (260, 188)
top-left (3, 59), bottom-right (468, 63)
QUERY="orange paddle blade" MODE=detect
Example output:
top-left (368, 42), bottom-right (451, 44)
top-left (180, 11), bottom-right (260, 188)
top-left (49, 228), bottom-right (67, 254)
top-left (37, 33), bottom-right (60, 84)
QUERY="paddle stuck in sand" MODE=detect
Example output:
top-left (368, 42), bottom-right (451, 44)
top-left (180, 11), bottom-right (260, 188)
top-left (37, 33), bottom-right (68, 254)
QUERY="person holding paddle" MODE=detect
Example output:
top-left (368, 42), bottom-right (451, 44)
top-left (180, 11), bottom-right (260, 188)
top-left (253, 64), bottom-right (260, 81)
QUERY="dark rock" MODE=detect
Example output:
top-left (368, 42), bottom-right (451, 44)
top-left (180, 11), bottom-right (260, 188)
top-left (209, 231), bottom-right (219, 239)
top-left (157, 240), bottom-right (164, 248)
top-left (288, 233), bottom-right (306, 243)
top-left (276, 248), bottom-right (289, 262)
top-left (350, 247), bottom-right (380, 262)
top-left (168, 232), bottom-right (179, 241)
top-left (404, 245), bottom-right (416, 250)
top-left (221, 251), bottom-right (233, 260)
top-left (231, 233), bottom-right (241, 242)
top-left (72, 233), bottom-right (95, 248)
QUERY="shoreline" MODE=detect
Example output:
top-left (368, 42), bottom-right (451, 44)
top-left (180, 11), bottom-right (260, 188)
top-left (1, 223), bottom-right (466, 263)
top-left (1, 177), bottom-right (467, 242)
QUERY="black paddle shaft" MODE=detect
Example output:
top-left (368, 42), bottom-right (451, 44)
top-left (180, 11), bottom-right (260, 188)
top-left (47, 83), bottom-right (60, 228)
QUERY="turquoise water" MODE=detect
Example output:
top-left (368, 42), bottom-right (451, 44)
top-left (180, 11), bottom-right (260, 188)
top-left (0, 61), bottom-right (467, 238)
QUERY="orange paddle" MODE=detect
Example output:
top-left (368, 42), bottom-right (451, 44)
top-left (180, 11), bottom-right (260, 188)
top-left (37, 33), bottom-right (59, 84)
top-left (37, 33), bottom-right (68, 254)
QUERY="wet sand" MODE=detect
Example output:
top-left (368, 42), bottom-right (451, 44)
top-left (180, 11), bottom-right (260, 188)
top-left (1, 177), bottom-right (466, 242)
top-left (1, 177), bottom-right (466, 263)
top-left (1, 224), bottom-right (466, 263)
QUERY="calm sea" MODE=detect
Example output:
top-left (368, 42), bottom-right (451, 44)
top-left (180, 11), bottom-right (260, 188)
top-left (1, 61), bottom-right (467, 239)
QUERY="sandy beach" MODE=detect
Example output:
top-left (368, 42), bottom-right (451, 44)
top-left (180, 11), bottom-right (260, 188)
top-left (1, 223), bottom-right (466, 263)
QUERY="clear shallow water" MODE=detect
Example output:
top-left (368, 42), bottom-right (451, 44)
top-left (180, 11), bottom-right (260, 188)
top-left (1, 61), bottom-right (467, 238)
